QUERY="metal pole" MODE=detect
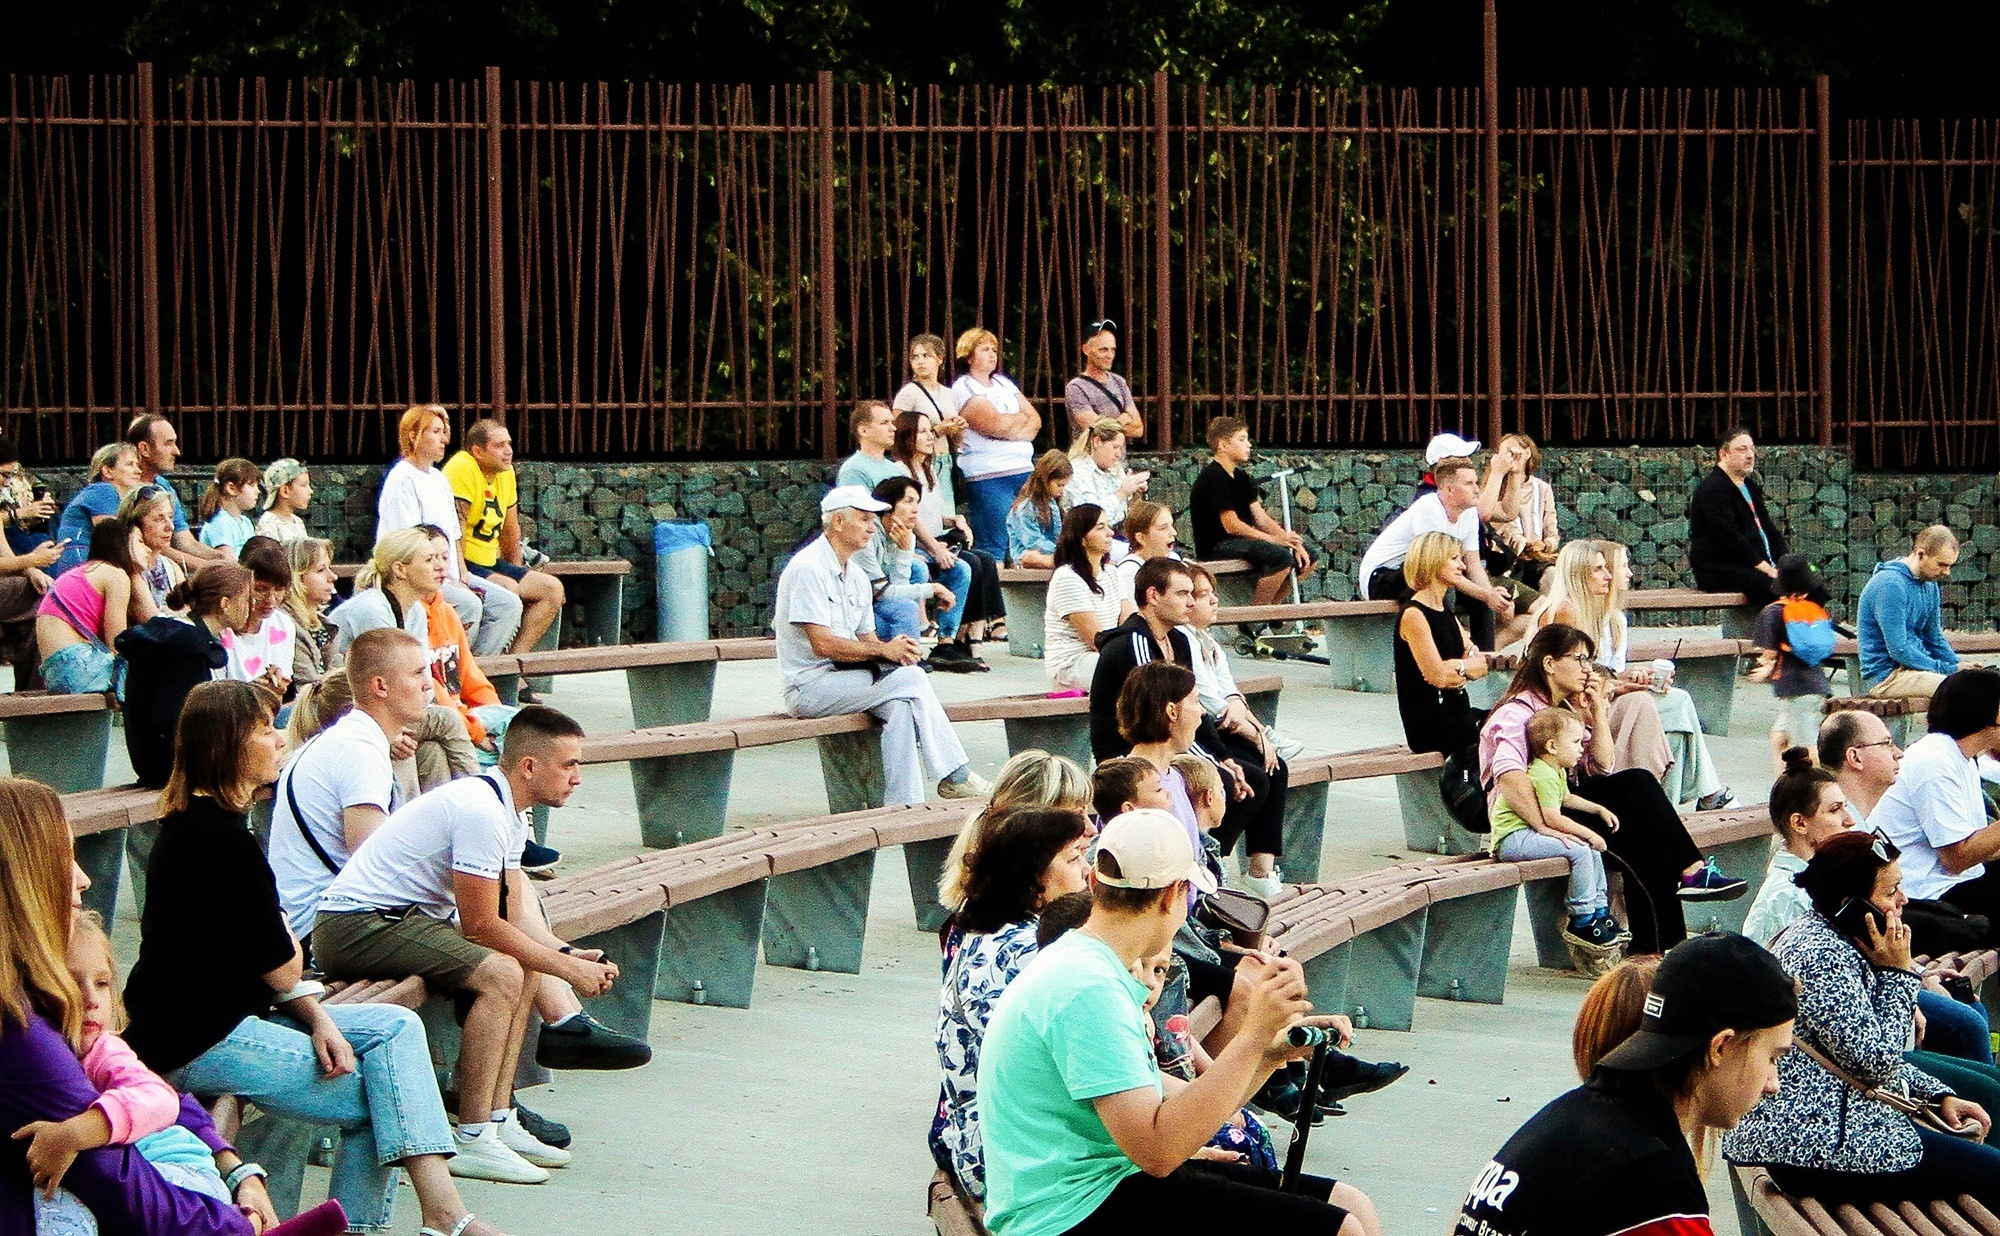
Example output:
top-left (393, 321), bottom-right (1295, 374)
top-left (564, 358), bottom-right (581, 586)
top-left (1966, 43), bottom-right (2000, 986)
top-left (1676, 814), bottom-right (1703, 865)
top-left (818, 70), bottom-right (838, 463)
top-left (1815, 75), bottom-right (1834, 448)
top-left (485, 67), bottom-right (507, 425)
top-left (137, 63), bottom-right (160, 420)
top-left (1153, 71), bottom-right (1172, 451)
top-left (1482, 0), bottom-right (1503, 448)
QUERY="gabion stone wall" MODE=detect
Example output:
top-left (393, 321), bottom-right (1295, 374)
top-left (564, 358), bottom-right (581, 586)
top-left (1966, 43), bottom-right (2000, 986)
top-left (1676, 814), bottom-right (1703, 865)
top-left (34, 446), bottom-right (1997, 642)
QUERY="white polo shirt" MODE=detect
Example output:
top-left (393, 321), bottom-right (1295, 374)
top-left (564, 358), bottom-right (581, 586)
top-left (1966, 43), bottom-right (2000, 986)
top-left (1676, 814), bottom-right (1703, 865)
top-left (773, 535), bottom-right (872, 685)
top-left (317, 770), bottom-right (525, 922)
top-left (1355, 493), bottom-right (1480, 597)
top-left (1871, 732), bottom-right (1988, 900)
top-left (271, 708), bottom-right (402, 938)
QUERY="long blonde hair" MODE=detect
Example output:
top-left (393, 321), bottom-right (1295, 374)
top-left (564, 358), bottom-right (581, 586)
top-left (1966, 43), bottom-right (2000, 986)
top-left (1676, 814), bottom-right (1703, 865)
top-left (354, 527), bottom-right (432, 593)
top-left (0, 777), bottom-right (84, 1047)
top-left (1539, 540), bottom-right (1624, 657)
top-left (938, 750), bottom-right (1092, 912)
top-left (282, 537), bottom-right (334, 633)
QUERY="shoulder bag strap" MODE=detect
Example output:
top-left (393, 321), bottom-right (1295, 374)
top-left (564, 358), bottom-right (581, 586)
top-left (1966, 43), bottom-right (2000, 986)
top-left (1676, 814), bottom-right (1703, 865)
top-left (280, 735), bottom-right (343, 876)
top-left (1077, 374), bottom-right (1127, 412)
top-left (46, 580), bottom-right (111, 653)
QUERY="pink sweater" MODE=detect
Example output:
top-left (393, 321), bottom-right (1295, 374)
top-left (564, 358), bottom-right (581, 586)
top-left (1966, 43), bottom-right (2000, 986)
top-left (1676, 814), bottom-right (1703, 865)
top-left (80, 1031), bottom-right (180, 1144)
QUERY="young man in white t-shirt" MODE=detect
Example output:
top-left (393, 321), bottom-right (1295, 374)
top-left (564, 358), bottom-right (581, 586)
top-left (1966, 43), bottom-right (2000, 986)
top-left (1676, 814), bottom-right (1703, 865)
top-left (312, 705), bottom-right (619, 1184)
top-left (1355, 456), bottom-right (1516, 648)
top-left (1870, 669), bottom-right (2000, 923)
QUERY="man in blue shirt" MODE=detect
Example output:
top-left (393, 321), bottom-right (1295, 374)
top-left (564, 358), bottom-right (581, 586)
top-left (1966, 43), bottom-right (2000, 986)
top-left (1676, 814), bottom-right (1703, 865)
top-left (978, 808), bottom-right (1378, 1235)
top-left (1857, 525), bottom-right (1961, 699)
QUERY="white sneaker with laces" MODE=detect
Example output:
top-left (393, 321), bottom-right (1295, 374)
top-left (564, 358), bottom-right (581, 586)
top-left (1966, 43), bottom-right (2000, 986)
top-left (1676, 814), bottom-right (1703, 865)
top-left (495, 1109), bottom-right (571, 1168)
top-left (938, 770), bottom-right (993, 800)
top-left (449, 1124), bottom-right (550, 1184)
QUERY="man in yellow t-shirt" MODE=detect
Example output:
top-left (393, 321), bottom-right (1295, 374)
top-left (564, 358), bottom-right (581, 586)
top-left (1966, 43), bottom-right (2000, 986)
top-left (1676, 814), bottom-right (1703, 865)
top-left (442, 420), bottom-right (565, 661)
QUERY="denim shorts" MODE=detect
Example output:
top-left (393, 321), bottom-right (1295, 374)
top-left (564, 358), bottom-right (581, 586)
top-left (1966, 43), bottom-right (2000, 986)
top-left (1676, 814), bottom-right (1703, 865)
top-left (42, 640), bottom-right (116, 694)
top-left (466, 558), bottom-right (530, 582)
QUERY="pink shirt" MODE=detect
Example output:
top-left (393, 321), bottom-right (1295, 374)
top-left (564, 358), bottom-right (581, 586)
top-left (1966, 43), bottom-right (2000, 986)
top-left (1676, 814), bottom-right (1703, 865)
top-left (39, 566), bottom-right (109, 642)
top-left (79, 1031), bottom-right (180, 1145)
top-left (1478, 688), bottom-right (1600, 814)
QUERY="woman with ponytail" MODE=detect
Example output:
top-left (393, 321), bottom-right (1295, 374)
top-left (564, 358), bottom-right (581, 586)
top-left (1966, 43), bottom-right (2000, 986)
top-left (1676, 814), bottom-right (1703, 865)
top-left (196, 458), bottom-right (262, 558)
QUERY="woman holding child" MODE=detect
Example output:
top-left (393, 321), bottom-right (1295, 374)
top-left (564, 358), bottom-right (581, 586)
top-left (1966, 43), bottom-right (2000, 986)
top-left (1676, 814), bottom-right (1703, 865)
top-left (1481, 624), bottom-right (1747, 955)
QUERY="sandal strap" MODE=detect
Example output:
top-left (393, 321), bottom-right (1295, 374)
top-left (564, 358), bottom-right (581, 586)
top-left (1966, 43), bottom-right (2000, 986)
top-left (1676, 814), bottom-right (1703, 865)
top-left (420, 1216), bottom-right (477, 1236)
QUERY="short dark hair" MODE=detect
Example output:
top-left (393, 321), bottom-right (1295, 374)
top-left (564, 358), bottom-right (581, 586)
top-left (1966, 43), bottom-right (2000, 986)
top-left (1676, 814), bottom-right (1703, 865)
top-left (1795, 829), bottom-right (1896, 921)
top-left (870, 474), bottom-right (920, 510)
top-left (848, 400), bottom-right (892, 441)
top-left (464, 418), bottom-right (506, 449)
top-left (1117, 661), bottom-right (1197, 745)
top-left (1132, 557), bottom-right (1191, 611)
top-left (501, 705), bottom-right (586, 768)
top-left (1817, 710), bottom-right (1873, 770)
top-left (1204, 416), bottom-right (1247, 450)
top-left (238, 536), bottom-right (293, 590)
top-left (956, 807), bottom-right (1090, 935)
top-left (1091, 849), bottom-right (1179, 914)
top-left (123, 413), bottom-right (171, 449)
top-left (1717, 426), bottom-right (1754, 454)
top-left (1928, 669), bottom-right (2000, 740)
top-left (1774, 553), bottom-right (1817, 598)
top-left (1035, 889), bottom-right (1095, 948)
top-left (1769, 746), bottom-right (1838, 841)
top-left (1091, 755), bottom-right (1158, 822)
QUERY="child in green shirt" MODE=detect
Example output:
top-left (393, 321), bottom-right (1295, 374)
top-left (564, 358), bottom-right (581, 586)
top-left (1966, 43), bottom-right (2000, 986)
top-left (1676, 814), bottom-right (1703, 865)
top-left (1489, 707), bottom-right (1628, 950)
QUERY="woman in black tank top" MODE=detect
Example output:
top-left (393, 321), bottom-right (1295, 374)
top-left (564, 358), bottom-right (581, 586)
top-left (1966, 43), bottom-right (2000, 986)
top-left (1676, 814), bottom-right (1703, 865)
top-left (1393, 532), bottom-right (1493, 754)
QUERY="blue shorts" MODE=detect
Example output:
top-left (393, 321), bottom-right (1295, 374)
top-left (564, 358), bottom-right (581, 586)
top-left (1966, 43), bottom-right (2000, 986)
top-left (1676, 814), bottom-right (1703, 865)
top-left (466, 559), bottom-right (530, 582)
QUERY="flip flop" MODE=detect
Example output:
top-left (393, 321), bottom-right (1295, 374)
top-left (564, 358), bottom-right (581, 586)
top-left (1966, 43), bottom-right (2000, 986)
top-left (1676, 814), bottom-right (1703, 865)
top-left (420, 1216), bottom-right (479, 1236)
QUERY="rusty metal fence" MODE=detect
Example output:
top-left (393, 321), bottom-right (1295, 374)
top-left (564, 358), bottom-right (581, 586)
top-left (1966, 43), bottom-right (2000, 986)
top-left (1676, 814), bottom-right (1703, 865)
top-left (1, 66), bottom-right (1995, 465)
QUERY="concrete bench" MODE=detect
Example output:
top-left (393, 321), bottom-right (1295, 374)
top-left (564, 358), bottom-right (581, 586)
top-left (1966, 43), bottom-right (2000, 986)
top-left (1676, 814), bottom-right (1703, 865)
top-left (566, 675), bottom-right (1283, 850)
top-left (1730, 1161), bottom-right (2000, 1236)
top-left (1281, 745), bottom-right (1467, 873)
top-left (1821, 693), bottom-right (1928, 746)
top-left (995, 558), bottom-right (1256, 659)
top-left (1479, 637), bottom-right (1749, 737)
top-left (1214, 598), bottom-right (1400, 694)
top-left (1625, 586), bottom-right (1755, 637)
top-left (64, 785), bottom-right (161, 926)
top-left (478, 636), bottom-right (776, 720)
top-left (0, 691), bottom-right (116, 793)
top-left (336, 557), bottom-right (632, 656)
top-left (1830, 630), bottom-right (2000, 699)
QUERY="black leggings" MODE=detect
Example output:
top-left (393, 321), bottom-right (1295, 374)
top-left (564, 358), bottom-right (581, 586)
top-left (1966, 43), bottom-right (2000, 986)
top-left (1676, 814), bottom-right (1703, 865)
top-left (960, 547), bottom-right (1004, 625)
top-left (1210, 734), bottom-right (1289, 860)
top-left (1059, 1160), bottom-right (1348, 1234)
top-left (1763, 1126), bottom-right (2000, 1209)
top-left (1572, 769), bottom-right (1702, 955)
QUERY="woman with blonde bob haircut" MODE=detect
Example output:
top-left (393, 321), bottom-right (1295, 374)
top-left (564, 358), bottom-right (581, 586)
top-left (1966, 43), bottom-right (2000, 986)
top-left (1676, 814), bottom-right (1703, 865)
top-left (936, 749), bottom-right (1093, 919)
top-left (1392, 531), bottom-right (1491, 755)
top-left (0, 777), bottom-right (276, 1234)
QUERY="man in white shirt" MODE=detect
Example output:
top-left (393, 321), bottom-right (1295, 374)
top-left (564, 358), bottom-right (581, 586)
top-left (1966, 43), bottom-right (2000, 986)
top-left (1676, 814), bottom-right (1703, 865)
top-left (1870, 670), bottom-right (2000, 918)
top-left (271, 629), bottom-right (432, 939)
top-left (1818, 708), bottom-right (1905, 827)
top-left (1355, 455), bottom-right (1515, 648)
top-left (377, 405), bottom-right (523, 657)
top-left (312, 706), bottom-right (619, 1185)
top-left (776, 486), bottom-right (990, 807)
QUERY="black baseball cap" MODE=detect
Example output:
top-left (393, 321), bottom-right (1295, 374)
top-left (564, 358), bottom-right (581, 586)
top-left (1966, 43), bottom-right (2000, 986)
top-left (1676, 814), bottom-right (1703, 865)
top-left (1596, 933), bottom-right (1798, 1073)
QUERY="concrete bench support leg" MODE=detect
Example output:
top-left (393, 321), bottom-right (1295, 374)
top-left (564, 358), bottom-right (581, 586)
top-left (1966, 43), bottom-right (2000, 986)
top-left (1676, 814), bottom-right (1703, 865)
top-left (418, 997), bottom-right (549, 1094)
top-left (1523, 878), bottom-right (1577, 971)
top-left (523, 612), bottom-right (561, 697)
top-left (75, 833), bottom-right (126, 926)
top-left (1418, 887), bottom-right (1520, 1004)
top-left (1245, 687), bottom-right (1282, 730)
top-left (765, 852), bottom-right (877, 974)
top-left (5, 711), bottom-right (111, 792)
top-left (998, 580), bottom-right (1046, 659)
top-left (656, 881), bottom-right (768, 1009)
top-left (1393, 770), bottom-right (1484, 856)
top-left (1681, 835), bottom-right (1772, 937)
top-left (630, 750), bottom-right (736, 849)
top-left (1300, 943), bottom-right (1351, 1017)
top-left (230, 1107), bottom-right (332, 1221)
top-left (1275, 779), bottom-right (1330, 884)
top-left (1673, 656), bottom-right (1738, 737)
top-left (1001, 714), bottom-right (1093, 769)
top-left (572, 911), bottom-right (666, 1041)
top-left (627, 662), bottom-right (720, 729)
top-left (903, 837), bottom-right (957, 934)
top-left (817, 729), bottom-right (888, 816)
top-left (1721, 606), bottom-right (1759, 641)
top-left (1323, 612), bottom-right (1398, 694)
top-left (1343, 910), bottom-right (1429, 1032)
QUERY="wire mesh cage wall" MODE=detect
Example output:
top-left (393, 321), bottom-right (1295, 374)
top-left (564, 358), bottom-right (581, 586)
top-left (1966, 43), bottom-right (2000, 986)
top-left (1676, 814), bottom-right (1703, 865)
top-left (4, 67), bottom-right (1999, 465)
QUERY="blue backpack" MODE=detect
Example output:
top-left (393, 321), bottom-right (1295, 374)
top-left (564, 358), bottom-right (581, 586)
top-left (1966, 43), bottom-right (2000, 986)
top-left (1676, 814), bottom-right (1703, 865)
top-left (1780, 598), bottom-right (1837, 667)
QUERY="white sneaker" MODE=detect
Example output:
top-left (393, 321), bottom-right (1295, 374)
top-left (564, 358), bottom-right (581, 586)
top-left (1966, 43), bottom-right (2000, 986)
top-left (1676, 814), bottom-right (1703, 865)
top-left (449, 1125), bottom-right (550, 1184)
top-left (1268, 730), bottom-right (1308, 761)
top-left (495, 1109), bottom-right (571, 1168)
top-left (938, 770), bottom-right (993, 800)
top-left (1238, 869), bottom-right (1285, 901)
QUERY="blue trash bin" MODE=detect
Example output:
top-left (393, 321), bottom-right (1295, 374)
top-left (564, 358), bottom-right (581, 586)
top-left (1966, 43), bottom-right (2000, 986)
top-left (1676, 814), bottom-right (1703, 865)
top-left (654, 520), bottom-right (714, 643)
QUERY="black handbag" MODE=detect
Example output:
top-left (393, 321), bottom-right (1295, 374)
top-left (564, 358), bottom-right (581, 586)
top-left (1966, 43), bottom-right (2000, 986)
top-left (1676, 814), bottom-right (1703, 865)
top-left (1438, 744), bottom-right (1492, 834)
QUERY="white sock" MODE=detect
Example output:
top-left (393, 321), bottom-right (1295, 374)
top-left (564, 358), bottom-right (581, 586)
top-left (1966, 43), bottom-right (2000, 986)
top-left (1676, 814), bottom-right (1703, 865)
top-left (456, 1122), bottom-right (491, 1140)
top-left (491, 1109), bottom-right (513, 1125)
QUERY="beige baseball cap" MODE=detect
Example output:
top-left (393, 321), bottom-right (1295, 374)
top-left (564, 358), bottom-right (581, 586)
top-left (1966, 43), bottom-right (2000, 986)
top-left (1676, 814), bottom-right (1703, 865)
top-left (1094, 808), bottom-right (1217, 894)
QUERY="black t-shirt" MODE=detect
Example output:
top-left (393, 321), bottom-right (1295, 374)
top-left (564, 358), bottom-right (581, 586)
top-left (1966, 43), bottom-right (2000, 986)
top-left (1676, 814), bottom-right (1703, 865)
top-left (1454, 1072), bottom-right (1713, 1236)
top-left (123, 797), bottom-right (299, 1075)
top-left (1189, 460), bottom-right (1262, 559)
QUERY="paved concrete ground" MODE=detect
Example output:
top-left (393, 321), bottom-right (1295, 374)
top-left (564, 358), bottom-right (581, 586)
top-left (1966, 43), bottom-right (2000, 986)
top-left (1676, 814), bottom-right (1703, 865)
top-left (53, 627), bottom-right (1798, 1235)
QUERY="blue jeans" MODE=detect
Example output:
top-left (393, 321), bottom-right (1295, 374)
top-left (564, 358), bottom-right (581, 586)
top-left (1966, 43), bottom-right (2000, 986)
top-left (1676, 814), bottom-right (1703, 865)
top-left (1497, 829), bottom-right (1607, 918)
top-left (876, 597), bottom-right (923, 640)
top-left (922, 551), bottom-right (974, 638)
top-left (1919, 989), bottom-right (1994, 1064)
top-left (963, 473), bottom-right (1027, 564)
top-left (170, 1004), bottom-right (454, 1233)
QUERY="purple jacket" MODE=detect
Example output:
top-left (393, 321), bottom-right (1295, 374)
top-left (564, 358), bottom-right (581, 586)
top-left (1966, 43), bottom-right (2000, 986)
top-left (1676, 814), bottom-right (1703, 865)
top-left (0, 1011), bottom-right (248, 1236)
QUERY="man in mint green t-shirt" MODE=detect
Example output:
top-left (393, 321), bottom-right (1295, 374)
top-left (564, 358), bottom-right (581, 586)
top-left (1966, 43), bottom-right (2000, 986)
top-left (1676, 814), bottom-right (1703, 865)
top-left (977, 809), bottom-right (1377, 1236)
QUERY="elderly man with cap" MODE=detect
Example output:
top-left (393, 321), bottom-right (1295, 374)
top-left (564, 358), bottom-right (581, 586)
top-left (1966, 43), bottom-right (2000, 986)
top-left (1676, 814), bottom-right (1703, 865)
top-left (978, 807), bottom-right (1381, 1235)
top-left (774, 485), bottom-right (990, 806)
top-left (1455, 933), bottom-right (1798, 1236)
top-left (1357, 451), bottom-right (1517, 649)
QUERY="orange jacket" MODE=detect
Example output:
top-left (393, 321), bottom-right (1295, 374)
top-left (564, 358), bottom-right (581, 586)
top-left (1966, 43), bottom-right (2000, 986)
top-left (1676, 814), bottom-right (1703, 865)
top-left (419, 591), bottom-right (500, 745)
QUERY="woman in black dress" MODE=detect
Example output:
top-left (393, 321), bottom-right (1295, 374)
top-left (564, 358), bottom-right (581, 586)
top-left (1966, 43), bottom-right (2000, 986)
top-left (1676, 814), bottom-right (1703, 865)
top-left (1393, 531), bottom-right (1492, 754)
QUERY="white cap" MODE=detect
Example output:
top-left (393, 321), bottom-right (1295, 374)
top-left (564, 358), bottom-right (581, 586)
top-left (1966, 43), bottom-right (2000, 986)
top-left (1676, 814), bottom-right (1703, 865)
top-left (1094, 808), bottom-right (1218, 894)
top-left (1425, 432), bottom-right (1482, 466)
top-left (819, 485), bottom-right (892, 515)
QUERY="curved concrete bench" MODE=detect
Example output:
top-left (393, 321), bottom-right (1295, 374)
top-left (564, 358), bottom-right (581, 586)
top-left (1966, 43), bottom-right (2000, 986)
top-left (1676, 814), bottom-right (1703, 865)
top-left (1830, 630), bottom-right (2000, 697)
top-left (0, 691), bottom-right (116, 794)
top-left (1821, 693), bottom-right (1927, 746)
top-left (1731, 1161), bottom-right (2000, 1236)
top-left (337, 557), bottom-right (632, 652)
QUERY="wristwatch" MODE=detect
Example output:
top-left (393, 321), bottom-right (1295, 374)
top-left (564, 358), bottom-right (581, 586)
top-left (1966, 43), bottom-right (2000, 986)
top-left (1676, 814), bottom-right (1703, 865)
top-left (224, 1162), bottom-right (268, 1196)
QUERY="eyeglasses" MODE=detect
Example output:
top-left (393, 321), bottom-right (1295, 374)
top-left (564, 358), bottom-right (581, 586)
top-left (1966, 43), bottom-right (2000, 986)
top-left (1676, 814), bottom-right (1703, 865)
top-left (1558, 652), bottom-right (1595, 665)
top-left (1849, 739), bottom-right (1901, 753)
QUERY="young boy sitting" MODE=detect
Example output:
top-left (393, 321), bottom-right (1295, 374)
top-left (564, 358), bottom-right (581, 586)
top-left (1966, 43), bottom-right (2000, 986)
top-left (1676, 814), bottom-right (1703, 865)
top-left (1489, 707), bottom-right (1630, 961)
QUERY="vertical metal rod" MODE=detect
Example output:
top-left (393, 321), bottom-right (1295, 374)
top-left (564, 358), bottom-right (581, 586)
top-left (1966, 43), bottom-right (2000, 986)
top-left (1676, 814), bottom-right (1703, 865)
top-left (486, 67), bottom-right (507, 424)
top-left (1482, 0), bottom-right (1503, 447)
top-left (137, 63), bottom-right (161, 418)
top-left (1152, 70), bottom-right (1172, 450)
top-left (817, 69), bottom-right (837, 462)
top-left (1814, 74), bottom-right (1834, 448)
